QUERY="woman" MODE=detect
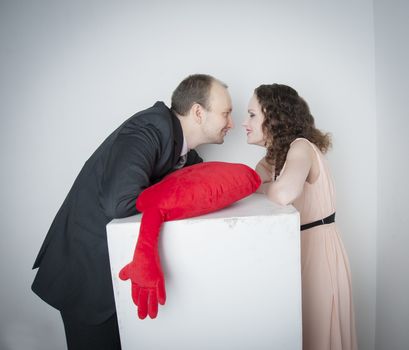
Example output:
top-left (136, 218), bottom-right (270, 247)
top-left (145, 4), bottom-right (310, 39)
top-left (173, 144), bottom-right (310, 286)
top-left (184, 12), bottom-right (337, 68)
top-left (243, 84), bottom-right (357, 350)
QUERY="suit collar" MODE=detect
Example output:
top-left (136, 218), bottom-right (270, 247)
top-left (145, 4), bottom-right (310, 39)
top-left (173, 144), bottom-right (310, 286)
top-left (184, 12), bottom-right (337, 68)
top-left (169, 106), bottom-right (184, 165)
top-left (152, 101), bottom-right (184, 166)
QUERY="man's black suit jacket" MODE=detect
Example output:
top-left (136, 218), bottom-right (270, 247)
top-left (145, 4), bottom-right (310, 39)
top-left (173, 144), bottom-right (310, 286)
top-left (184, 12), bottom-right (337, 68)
top-left (31, 102), bottom-right (202, 324)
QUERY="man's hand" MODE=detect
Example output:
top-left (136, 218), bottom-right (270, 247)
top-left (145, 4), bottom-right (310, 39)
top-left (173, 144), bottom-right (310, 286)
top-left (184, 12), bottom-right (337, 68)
top-left (119, 243), bottom-right (166, 319)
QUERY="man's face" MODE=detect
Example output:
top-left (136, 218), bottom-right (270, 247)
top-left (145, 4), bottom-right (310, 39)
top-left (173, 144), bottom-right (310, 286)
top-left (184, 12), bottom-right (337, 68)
top-left (201, 83), bottom-right (233, 144)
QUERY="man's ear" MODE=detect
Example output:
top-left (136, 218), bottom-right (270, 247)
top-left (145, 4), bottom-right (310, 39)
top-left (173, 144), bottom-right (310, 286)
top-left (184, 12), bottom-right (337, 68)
top-left (191, 103), bottom-right (204, 124)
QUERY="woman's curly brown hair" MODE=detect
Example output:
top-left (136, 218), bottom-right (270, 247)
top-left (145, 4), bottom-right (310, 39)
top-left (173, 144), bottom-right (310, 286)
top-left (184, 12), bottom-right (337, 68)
top-left (255, 84), bottom-right (332, 179)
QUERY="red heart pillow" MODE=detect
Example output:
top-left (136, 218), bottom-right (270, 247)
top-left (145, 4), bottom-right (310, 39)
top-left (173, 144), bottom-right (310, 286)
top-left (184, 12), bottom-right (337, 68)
top-left (137, 161), bottom-right (261, 219)
top-left (119, 161), bottom-right (261, 319)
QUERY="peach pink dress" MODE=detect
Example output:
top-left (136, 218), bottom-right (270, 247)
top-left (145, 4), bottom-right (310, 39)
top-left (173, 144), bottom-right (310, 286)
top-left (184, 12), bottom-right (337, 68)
top-left (289, 138), bottom-right (358, 350)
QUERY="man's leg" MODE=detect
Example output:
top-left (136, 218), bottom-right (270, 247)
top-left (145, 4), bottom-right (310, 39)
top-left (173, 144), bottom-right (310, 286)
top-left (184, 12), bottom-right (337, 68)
top-left (61, 312), bottom-right (121, 350)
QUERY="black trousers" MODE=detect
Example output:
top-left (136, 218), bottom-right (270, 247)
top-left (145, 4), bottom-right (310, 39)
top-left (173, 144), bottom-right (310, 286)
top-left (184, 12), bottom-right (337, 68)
top-left (61, 312), bottom-right (122, 350)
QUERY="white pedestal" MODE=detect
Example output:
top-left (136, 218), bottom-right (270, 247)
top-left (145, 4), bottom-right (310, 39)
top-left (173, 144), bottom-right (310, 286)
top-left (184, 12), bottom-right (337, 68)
top-left (106, 193), bottom-right (302, 350)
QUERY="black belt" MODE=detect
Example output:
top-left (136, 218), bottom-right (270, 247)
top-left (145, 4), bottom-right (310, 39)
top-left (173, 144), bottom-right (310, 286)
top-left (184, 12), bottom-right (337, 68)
top-left (300, 212), bottom-right (335, 231)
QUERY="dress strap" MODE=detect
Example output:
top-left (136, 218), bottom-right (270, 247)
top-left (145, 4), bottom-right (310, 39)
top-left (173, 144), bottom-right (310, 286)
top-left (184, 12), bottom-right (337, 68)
top-left (290, 138), bottom-right (324, 183)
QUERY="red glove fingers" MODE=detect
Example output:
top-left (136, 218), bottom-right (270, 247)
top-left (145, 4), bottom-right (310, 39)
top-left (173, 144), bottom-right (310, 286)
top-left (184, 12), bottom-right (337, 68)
top-left (131, 283), bottom-right (140, 306)
top-left (148, 290), bottom-right (158, 319)
top-left (137, 289), bottom-right (149, 319)
top-left (157, 278), bottom-right (166, 305)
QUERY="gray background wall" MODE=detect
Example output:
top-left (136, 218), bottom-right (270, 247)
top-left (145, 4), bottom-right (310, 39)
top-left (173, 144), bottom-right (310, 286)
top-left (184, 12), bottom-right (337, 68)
top-left (0, 0), bottom-right (406, 349)
top-left (374, 0), bottom-right (409, 349)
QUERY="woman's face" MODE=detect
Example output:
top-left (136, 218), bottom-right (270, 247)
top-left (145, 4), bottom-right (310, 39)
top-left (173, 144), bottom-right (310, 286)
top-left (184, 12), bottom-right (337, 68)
top-left (242, 94), bottom-right (267, 147)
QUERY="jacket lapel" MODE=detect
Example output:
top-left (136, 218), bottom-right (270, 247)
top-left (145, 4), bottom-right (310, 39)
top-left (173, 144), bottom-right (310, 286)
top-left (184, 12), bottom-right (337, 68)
top-left (170, 110), bottom-right (184, 166)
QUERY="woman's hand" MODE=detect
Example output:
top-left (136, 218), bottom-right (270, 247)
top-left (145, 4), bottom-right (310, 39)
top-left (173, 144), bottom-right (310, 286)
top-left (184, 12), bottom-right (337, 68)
top-left (255, 157), bottom-right (273, 183)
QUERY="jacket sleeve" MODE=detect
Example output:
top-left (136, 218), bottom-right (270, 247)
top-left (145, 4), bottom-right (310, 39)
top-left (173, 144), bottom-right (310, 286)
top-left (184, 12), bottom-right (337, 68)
top-left (100, 126), bottom-right (161, 219)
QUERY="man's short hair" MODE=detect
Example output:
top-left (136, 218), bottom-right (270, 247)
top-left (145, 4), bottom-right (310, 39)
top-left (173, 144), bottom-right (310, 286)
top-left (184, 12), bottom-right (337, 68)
top-left (171, 74), bottom-right (227, 116)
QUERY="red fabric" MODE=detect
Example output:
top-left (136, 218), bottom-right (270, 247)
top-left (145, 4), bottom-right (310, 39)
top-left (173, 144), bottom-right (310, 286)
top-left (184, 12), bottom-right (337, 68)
top-left (119, 161), bottom-right (261, 319)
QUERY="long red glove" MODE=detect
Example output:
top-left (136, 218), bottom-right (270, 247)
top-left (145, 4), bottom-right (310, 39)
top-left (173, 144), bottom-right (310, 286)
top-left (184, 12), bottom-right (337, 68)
top-left (119, 209), bottom-right (166, 319)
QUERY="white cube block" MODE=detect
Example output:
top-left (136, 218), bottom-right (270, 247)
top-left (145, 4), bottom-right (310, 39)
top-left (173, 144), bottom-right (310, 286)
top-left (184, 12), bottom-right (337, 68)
top-left (106, 193), bottom-right (302, 350)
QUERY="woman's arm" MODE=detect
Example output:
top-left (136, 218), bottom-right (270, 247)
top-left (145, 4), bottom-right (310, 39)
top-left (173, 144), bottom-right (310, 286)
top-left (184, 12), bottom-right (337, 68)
top-left (255, 157), bottom-right (274, 193)
top-left (265, 140), bottom-right (314, 205)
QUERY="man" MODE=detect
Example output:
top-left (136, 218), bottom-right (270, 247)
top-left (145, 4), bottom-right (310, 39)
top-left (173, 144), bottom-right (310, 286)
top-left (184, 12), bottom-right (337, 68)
top-left (31, 74), bottom-right (233, 350)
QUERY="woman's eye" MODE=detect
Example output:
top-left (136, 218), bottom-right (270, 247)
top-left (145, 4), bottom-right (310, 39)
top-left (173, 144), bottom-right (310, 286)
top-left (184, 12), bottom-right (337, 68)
top-left (249, 113), bottom-right (255, 118)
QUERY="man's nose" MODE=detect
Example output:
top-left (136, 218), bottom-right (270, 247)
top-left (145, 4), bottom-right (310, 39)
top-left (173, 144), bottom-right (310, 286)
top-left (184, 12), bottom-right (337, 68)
top-left (228, 115), bottom-right (234, 129)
